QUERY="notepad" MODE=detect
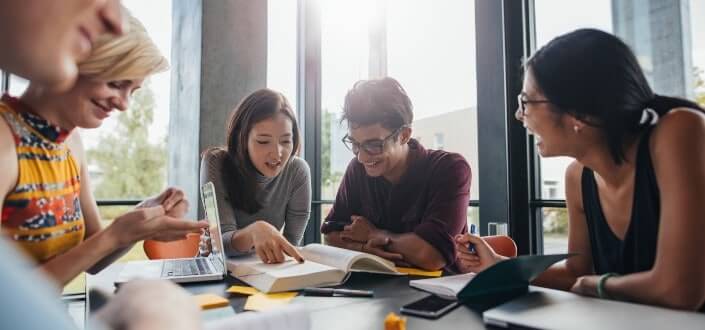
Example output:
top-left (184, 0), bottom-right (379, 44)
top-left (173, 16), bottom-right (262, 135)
top-left (396, 267), bottom-right (442, 277)
top-left (243, 292), bottom-right (298, 311)
top-left (226, 285), bottom-right (260, 296)
top-left (410, 254), bottom-right (573, 301)
top-left (194, 293), bottom-right (230, 310)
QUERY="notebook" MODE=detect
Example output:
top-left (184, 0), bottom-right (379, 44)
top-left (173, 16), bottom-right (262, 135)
top-left (227, 243), bottom-right (403, 293)
top-left (410, 254), bottom-right (573, 301)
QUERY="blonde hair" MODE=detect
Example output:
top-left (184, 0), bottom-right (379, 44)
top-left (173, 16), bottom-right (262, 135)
top-left (78, 10), bottom-right (168, 81)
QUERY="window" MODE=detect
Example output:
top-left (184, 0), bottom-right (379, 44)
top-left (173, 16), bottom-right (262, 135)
top-left (320, 0), bottom-right (373, 201)
top-left (387, 0), bottom-right (479, 201)
top-left (267, 0), bottom-right (298, 108)
top-left (532, 0), bottom-right (702, 253)
top-left (691, 0), bottom-right (705, 109)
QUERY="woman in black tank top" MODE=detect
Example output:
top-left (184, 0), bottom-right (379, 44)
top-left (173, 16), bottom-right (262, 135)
top-left (459, 29), bottom-right (705, 312)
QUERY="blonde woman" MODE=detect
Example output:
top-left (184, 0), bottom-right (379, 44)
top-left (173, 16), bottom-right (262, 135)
top-left (0, 11), bottom-right (207, 286)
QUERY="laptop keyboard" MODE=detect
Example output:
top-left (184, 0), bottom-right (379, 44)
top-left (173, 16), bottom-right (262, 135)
top-left (161, 258), bottom-right (213, 277)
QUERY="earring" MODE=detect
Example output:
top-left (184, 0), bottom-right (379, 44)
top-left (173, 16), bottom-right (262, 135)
top-left (573, 125), bottom-right (580, 133)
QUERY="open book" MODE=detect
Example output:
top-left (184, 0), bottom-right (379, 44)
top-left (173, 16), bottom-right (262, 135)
top-left (227, 244), bottom-right (403, 293)
top-left (410, 254), bottom-right (573, 301)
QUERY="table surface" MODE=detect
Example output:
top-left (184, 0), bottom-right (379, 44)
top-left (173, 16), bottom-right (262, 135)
top-left (87, 263), bottom-right (490, 329)
top-left (87, 263), bottom-right (705, 330)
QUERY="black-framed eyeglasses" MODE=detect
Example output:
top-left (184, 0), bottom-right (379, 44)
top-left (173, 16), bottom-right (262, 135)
top-left (342, 126), bottom-right (406, 155)
top-left (517, 92), bottom-right (551, 116)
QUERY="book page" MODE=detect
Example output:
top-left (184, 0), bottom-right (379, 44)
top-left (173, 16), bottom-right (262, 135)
top-left (299, 244), bottom-right (362, 270)
top-left (229, 254), bottom-right (338, 278)
top-left (205, 305), bottom-right (309, 330)
top-left (409, 273), bottom-right (476, 300)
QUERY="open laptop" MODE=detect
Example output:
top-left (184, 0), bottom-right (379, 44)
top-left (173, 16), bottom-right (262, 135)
top-left (115, 182), bottom-right (226, 284)
top-left (482, 287), bottom-right (705, 330)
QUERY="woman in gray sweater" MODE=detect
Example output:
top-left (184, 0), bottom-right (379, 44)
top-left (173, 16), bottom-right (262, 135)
top-left (200, 89), bottom-right (311, 264)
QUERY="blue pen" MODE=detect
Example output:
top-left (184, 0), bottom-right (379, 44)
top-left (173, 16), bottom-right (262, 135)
top-left (468, 224), bottom-right (476, 253)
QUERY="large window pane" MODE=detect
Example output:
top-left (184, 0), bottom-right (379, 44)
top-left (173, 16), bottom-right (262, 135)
top-left (320, 0), bottom-right (373, 200)
top-left (692, 0), bottom-right (705, 108)
top-left (80, 0), bottom-right (173, 200)
top-left (267, 0), bottom-right (298, 107)
top-left (387, 0), bottom-right (479, 200)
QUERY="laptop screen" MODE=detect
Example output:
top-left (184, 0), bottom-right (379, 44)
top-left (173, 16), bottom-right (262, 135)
top-left (200, 182), bottom-right (225, 273)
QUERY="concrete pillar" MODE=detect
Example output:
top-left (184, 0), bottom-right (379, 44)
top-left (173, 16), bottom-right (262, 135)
top-left (169, 0), bottom-right (267, 218)
top-left (613, 0), bottom-right (694, 99)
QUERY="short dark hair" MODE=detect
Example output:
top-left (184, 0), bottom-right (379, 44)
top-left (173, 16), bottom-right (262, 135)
top-left (342, 77), bottom-right (413, 131)
top-left (527, 28), bottom-right (703, 164)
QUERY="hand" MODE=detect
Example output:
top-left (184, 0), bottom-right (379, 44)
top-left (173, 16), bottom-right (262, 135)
top-left (362, 236), bottom-right (404, 262)
top-left (94, 280), bottom-right (201, 330)
top-left (570, 275), bottom-right (600, 297)
top-left (108, 206), bottom-right (208, 247)
top-left (249, 221), bottom-right (304, 264)
top-left (454, 233), bottom-right (506, 273)
top-left (340, 215), bottom-right (377, 242)
top-left (137, 187), bottom-right (189, 218)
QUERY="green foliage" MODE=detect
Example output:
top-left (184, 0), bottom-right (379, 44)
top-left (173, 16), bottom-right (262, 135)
top-left (321, 110), bottom-right (344, 195)
top-left (543, 207), bottom-right (569, 234)
top-left (695, 67), bottom-right (705, 108)
top-left (88, 83), bottom-right (167, 200)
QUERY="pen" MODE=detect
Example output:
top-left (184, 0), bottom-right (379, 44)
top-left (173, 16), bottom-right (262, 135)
top-left (468, 224), bottom-right (476, 253)
top-left (302, 287), bottom-right (374, 298)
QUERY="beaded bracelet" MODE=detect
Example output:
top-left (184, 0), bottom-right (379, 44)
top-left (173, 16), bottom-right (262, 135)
top-left (597, 272), bottom-right (618, 299)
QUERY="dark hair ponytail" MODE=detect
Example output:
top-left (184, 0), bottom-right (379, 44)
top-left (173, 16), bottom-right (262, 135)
top-left (527, 28), bottom-right (703, 164)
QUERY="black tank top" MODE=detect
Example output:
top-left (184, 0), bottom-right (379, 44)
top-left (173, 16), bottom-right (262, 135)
top-left (582, 128), bottom-right (660, 275)
top-left (582, 128), bottom-right (705, 312)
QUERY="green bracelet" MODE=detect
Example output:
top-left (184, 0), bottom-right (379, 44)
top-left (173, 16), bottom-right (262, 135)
top-left (597, 272), bottom-right (618, 299)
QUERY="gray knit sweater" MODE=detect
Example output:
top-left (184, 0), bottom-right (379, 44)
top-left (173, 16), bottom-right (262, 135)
top-left (199, 150), bottom-right (311, 256)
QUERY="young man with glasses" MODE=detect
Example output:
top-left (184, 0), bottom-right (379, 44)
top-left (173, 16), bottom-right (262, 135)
top-left (322, 77), bottom-right (471, 271)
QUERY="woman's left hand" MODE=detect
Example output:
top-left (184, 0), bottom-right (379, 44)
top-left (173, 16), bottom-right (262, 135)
top-left (570, 275), bottom-right (600, 297)
top-left (137, 187), bottom-right (189, 218)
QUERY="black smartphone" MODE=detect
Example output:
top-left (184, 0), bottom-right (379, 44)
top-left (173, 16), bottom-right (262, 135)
top-left (400, 295), bottom-right (460, 319)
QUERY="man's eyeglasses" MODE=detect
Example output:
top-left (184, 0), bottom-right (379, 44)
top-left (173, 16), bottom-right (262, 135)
top-left (517, 93), bottom-right (551, 116)
top-left (342, 126), bottom-right (406, 155)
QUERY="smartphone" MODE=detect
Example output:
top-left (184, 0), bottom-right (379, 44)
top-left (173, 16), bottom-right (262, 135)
top-left (400, 295), bottom-right (460, 319)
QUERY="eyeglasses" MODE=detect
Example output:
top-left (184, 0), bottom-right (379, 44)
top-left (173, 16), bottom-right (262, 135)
top-left (517, 93), bottom-right (551, 116)
top-left (342, 126), bottom-right (405, 155)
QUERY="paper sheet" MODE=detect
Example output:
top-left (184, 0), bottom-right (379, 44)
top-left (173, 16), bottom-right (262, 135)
top-left (396, 267), bottom-right (443, 277)
top-left (243, 292), bottom-right (298, 311)
top-left (205, 305), bottom-right (310, 330)
top-left (226, 285), bottom-right (261, 296)
top-left (194, 293), bottom-right (230, 310)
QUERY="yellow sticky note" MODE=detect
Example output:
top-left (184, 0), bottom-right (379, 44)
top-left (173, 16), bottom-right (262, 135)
top-left (194, 293), bottom-right (230, 310)
top-left (384, 312), bottom-right (407, 330)
top-left (226, 285), bottom-right (261, 296)
top-left (396, 267), bottom-right (443, 277)
top-left (243, 292), bottom-right (298, 311)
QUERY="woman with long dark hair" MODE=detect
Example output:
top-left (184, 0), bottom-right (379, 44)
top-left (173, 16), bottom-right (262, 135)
top-left (200, 89), bottom-right (311, 264)
top-left (456, 29), bottom-right (705, 311)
